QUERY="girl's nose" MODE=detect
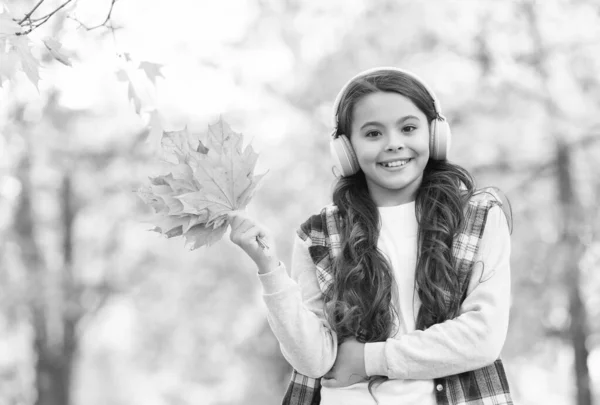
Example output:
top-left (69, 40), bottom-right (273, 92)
top-left (385, 131), bottom-right (405, 151)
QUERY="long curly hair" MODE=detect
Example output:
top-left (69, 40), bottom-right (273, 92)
top-left (325, 70), bottom-right (475, 399)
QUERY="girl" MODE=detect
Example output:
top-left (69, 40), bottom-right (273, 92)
top-left (228, 67), bottom-right (513, 405)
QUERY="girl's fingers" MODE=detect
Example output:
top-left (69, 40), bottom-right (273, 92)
top-left (233, 220), bottom-right (253, 236)
top-left (240, 226), bottom-right (263, 245)
top-left (228, 212), bottom-right (267, 242)
top-left (229, 214), bottom-right (254, 239)
top-left (231, 224), bottom-right (261, 247)
top-left (227, 210), bottom-right (249, 227)
top-left (228, 212), bottom-right (259, 235)
top-left (227, 212), bottom-right (275, 263)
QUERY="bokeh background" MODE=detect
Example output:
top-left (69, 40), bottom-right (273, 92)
top-left (1, 0), bottom-right (600, 404)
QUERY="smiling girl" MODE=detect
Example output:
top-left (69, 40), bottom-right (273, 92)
top-left (228, 67), bottom-right (513, 404)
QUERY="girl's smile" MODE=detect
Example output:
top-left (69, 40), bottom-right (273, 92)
top-left (350, 91), bottom-right (430, 206)
top-left (378, 158), bottom-right (413, 169)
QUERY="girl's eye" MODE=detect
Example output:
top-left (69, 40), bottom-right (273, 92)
top-left (403, 125), bottom-right (417, 133)
top-left (365, 130), bottom-right (382, 138)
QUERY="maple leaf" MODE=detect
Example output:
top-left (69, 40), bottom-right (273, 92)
top-left (115, 69), bottom-right (129, 82)
top-left (139, 61), bottom-right (164, 84)
top-left (0, 11), bottom-right (21, 37)
top-left (184, 223), bottom-right (228, 250)
top-left (11, 35), bottom-right (40, 91)
top-left (115, 68), bottom-right (143, 114)
top-left (137, 117), bottom-right (267, 250)
top-left (0, 46), bottom-right (20, 86)
top-left (145, 110), bottom-right (163, 151)
top-left (161, 126), bottom-right (203, 164)
top-left (43, 37), bottom-right (72, 67)
top-left (127, 81), bottom-right (142, 114)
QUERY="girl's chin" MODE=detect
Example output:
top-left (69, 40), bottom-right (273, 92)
top-left (374, 171), bottom-right (422, 191)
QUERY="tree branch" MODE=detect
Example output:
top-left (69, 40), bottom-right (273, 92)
top-left (16, 0), bottom-right (74, 35)
top-left (14, 0), bottom-right (118, 35)
top-left (29, 0), bottom-right (74, 23)
top-left (18, 0), bottom-right (46, 24)
top-left (67, 0), bottom-right (118, 31)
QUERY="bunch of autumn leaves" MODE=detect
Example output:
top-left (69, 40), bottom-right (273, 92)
top-left (137, 119), bottom-right (266, 250)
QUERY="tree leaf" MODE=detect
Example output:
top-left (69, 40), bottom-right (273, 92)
top-left (183, 223), bottom-right (228, 250)
top-left (139, 61), bottom-right (164, 84)
top-left (0, 12), bottom-right (21, 37)
top-left (150, 216), bottom-right (190, 238)
top-left (161, 127), bottom-right (198, 164)
top-left (137, 117), bottom-right (267, 250)
top-left (127, 80), bottom-right (142, 114)
top-left (0, 46), bottom-right (20, 86)
top-left (11, 36), bottom-right (40, 91)
top-left (176, 190), bottom-right (230, 220)
top-left (137, 186), bottom-right (167, 214)
top-left (197, 140), bottom-right (209, 154)
top-left (43, 37), bottom-right (72, 67)
top-left (146, 110), bottom-right (163, 152)
top-left (115, 69), bottom-right (129, 82)
top-left (162, 173), bottom-right (196, 194)
top-left (237, 171), bottom-right (268, 209)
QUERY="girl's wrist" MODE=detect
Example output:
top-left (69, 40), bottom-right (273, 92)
top-left (257, 256), bottom-right (281, 274)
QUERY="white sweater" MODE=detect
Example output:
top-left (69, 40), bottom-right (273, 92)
top-left (259, 202), bottom-right (511, 404)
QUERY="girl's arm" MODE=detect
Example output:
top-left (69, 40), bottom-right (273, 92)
top-left (258, 234), bottom-right (338, 378)
top-left (364, 204), bottom-right (511, 379)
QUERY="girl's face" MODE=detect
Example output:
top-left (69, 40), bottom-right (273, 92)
top-left (349, 91), bottom-right (430, 206)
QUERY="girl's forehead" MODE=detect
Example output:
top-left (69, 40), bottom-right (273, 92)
top-left (352, 92), bottom-right (424, 124)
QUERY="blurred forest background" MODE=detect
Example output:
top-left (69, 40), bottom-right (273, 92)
top-left (1, 0), bottom-right (600, 404)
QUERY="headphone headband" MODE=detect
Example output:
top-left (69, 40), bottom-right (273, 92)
top-left (331, 66), bottom-right (444, 131)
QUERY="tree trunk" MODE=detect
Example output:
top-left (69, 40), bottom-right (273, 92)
top-left (522, 2), bottom-right (594, 404)
top-left (556, 143), bottom-right (592, 405)
top-left (59, 173), bottom-right (80, 405)
top-left (14, 154), bottom-right (63, 405)
top-left (14, 155), bottom-right (78, 405)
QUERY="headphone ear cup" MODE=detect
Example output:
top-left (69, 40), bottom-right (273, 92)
top-left (330, 135), bottom-right (360, 176)
top-left (429, 118), bottom-right (451, 160)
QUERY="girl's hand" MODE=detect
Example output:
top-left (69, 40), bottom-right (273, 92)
top-left (321, 337), bottom-right (368, 388)
top-left (227, 210), bottom-right (279, 273)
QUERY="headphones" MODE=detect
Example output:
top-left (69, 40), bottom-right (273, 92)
top-left (329, 67), bottom-right (451, 177)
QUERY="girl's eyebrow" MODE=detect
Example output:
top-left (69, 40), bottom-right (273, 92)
top-left (359, 115), bottom-right (421, 130)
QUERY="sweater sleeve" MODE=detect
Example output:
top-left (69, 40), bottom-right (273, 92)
top-left (364, 205), bottom-right (511, 379)
top-left (258, 233), bottom-right (338, 378)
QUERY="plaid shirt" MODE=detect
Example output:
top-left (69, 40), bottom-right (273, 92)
top-left (281, 190), bottom-right (513, 405)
